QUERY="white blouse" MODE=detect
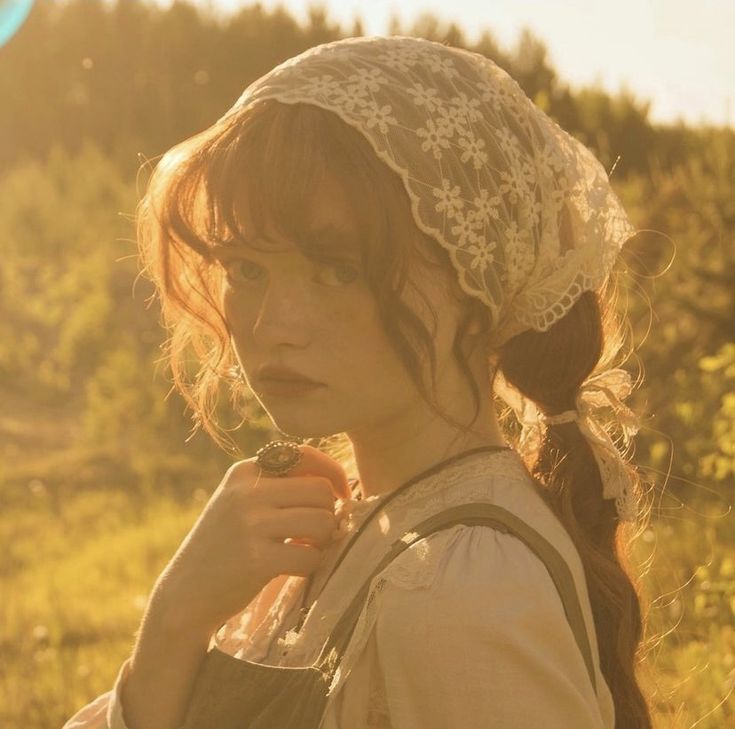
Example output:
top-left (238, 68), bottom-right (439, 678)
top-left (63, 448), bottom-right (615, 729)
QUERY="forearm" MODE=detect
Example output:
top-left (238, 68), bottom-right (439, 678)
top-left (120, 602), bottom-right (212, 729)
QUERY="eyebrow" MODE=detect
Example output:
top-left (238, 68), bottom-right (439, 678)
top-left (211, 224), bottom-right (361, 256)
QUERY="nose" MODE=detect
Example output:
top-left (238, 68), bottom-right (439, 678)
top-left (252, 276), bottom-right (313, 347)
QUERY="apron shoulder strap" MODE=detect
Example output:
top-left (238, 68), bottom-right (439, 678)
top-left (320, 502), bottom-right (597, 694)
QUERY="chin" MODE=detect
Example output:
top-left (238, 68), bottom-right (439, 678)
top-left (265, 416), bottom-right (341, 441)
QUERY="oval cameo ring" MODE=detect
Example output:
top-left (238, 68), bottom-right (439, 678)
top-left (255, 440), bottom-right (303, 476)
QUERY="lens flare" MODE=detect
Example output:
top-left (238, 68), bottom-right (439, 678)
top-left (0, 0), bottom-right (35, 48)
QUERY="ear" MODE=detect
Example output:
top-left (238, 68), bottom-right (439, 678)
top-left (467, 315), bottom-right (483, 336)
top-left (457, 310), bottom-right (489, 359)
top-left (463, 301), bottom-right (491, 339)
top-left (466, 318), bottom-right (499, 363)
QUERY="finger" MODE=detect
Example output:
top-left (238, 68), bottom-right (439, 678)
top-left (259, 476), bottom-right (337, 511)
top-left (269, 541), bottom-right (324, 578)
top-left (262, 444), bottom-right (352, 501)
top-left (262, 507), bottom-right (337, 543)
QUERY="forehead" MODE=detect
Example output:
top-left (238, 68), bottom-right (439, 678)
top-left (218, 170), bottom-right (359, 252)
top-left (306, 173), bottom-right (354, 231)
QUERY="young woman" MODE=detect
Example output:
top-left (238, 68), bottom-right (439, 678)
top-left (64, 35), bottom-right (653, 729)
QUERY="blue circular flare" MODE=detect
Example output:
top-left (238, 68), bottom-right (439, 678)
top-left (0, 0), bottom-right (35, 48)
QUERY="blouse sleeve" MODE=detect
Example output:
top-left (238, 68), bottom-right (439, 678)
top-left (328, 524), bottom-right (608, 729)
top-left (61, 658), bottom-right (132, 729)
top-left (62, 573), bottom-right (295, 729)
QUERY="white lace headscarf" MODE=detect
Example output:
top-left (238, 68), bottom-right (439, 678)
top-left (218, 35), bottom-right (640, 522)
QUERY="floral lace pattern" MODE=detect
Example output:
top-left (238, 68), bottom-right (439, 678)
top-left (220, 35), bottom-right (637, 350)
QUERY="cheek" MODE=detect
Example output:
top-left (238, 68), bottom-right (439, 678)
top-left (348, 312), bottom-right (417, 388)
top-left (221, 289), bottom-right (254, 362)
top-left (221, 285), bottom-right (259, 331)
top-left (222, 288), bottom-right (241, 326)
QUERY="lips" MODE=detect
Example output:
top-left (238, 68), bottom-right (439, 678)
top-left (257, 378), bottom-right (325, 397)
top-left (256, 364), bottom-right (323, 386)
top-left (260, 375), bottom-right (321, 385)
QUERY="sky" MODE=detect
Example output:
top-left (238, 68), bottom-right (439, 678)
top-left (154, 0), bottom-right (734, 128)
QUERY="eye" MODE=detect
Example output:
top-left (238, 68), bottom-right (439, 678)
top-left (223, 258), bottom-right (264, 285)
top-left (317, 260), bottom-right (360, 286)
top-left (219, 255), bottom-right (361, 288)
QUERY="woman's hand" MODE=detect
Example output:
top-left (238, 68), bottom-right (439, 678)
top-left (147, 444), bottom-right (352, 637)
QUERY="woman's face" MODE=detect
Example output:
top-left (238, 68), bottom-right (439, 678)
top-left (217, 173), bottom-right (476, 443)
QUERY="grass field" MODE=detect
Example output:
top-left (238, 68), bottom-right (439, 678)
top-left (2, 432), bottom-right (733, 727)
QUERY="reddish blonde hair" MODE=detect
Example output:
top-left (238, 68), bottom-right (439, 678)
top-left (136, 98), bottom-right (656, 728)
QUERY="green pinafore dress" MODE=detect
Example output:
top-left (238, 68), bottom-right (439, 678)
top-left (180, 446), bottom-right (598, 729)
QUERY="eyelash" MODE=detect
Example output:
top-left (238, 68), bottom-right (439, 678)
top-left (221, 257), bottom-right (360, 287)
